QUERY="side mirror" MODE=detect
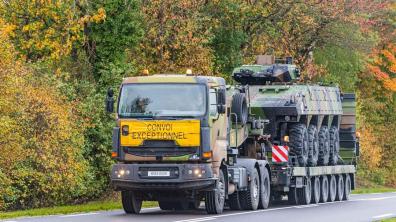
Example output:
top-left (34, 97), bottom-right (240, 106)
top-left (105, 88), bottom-right (115, 113)
top-left (217, 88), bottom-right (226, 114)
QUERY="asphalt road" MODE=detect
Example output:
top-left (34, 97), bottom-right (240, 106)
top-left (3, 192), bottom-right (396, 222)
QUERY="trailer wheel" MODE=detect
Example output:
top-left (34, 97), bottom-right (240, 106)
top-left (240, 168), bottom-right (260, 210)
top-left (335, 175), bottom-right (344, 201)
top-left (121, 191), bottom-right (142, 214)
top-left (258, 168), bottom-right (270, 209)
top-left (329, 126), bottom-right (340, 165)
top-left (228, 192), bottom-right (242, 210)
top-left (318, 126), bottom-right (330, 166)
top-left (320, 176), bottom-right (329, 203)
top-left (311, 176), bottom-right (321, 204)
top-left (288, 187), bottom-right (298, 205)
top-left (205, 170), bottom-right (225, 214)
top-left (307, 125), bottom-right (319, 166)
top-left (231, 93), bottom-right (248, 125)
top-left (343, 174), bottom-right (352, 200)
top-left (297, 177), bottom-right (311, 205)
top-left (328, 175), bottom-right (337, 202)
top-left (289, 123), bottom-right (309, 166)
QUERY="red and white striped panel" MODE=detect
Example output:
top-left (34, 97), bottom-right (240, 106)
top-left (272, 145), bottom-right (289, 163)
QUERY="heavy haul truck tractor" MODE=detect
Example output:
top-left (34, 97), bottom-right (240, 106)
top-left (106, 75), bottom-right (271, 214)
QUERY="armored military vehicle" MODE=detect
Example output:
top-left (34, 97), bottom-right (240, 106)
top-left (232, 55), bottom-right (359, 203)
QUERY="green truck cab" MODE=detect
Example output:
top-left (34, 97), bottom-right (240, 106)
top-left (106, 74), bottom-right (271, 214)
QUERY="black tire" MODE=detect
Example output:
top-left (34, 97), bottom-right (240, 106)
top-left (258, 168), bottom-right (270, 209)
top-left (311, 176), bottom-right (321, 204)
top-left (289, 123), bottom-right (309, 166)
top-left (320, 176), bottom-right (329, 203)
top-left (335, 175), bottom-right (344, 201)
top-left (231, 93), bottom-right (248, 125)
top-left (328, 175), bottom-right (337, 202)
top-left (288, 187), bottom-right (298, 205)
top-left (307, 125), bottom-right (319, 166)
top-left (240, 168), bottom-right (260, 210)
top-left (318, 126), bottom-right (330, 166)
top-left (205, 170), bottom-right (226, 214)
top-left (121, 191), bottom-right (142, 214)
top-left (228, 192), bottom-right (242, 210)
top-left (343, 174), bottom-right (352, 200)
top-left (329, 126), bottom-right (340, 165)
top-left (297, 177), bottom-right (311, 205)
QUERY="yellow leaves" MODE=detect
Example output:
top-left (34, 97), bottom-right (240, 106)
top-left (1, 1), bottom-right (107, 62)
top-left (91, 8), bottom-right (106, 23)
top-left (360, 127), bottom-right (382, 169)
top-left (80, 7), bottom-right (107, 24)
top-left (0, 23), bottom-right (16, 38)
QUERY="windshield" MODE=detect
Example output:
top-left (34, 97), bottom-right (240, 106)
top-left (118, 83), bottom-right (206, 118)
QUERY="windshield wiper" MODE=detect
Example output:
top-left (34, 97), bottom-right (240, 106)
top-left (118, 113), bottom-right (154, 118)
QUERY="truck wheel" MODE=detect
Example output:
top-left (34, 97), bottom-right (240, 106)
top-left (228, 192), bottom-right (242, 210)
top-left (231, 93), bottom-right (248, 125)
top-left (320, 176), bottom-right (329, 203)
top-left (288, 187), bottom-right (298, 205)
top-left (335, 175), bottom-right (344, 201)
top-left (289, 123), bottom-right (309, 166)
top-left (318, 126), bottom-right (330, 166)
top-left (343, 174), bottom-right (352, 200)
top-left (328, 175), bottom-right (337, 202)
top-left (329, 126), bottom-right (340, 165)
top-left (121, 191), bottom-right (142, 214)
top-left (240, 168), bottom-right (260, 210)
top-left (205, 170), bottom-right (225, 214)
top-left (311, 176), bottom-right (321, 204)
top-left (307, 125), bottom-right (319, 166)
top-left (258, 168), bottom-right (270, 209)
top-left (297, 177), bottom-right (311, 205)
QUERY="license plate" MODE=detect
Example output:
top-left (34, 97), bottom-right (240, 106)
top-left (148, 171), bottom-right (170, 177)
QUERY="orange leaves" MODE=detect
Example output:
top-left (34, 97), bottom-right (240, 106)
top-left (368, 43), bottom-right (396, 92)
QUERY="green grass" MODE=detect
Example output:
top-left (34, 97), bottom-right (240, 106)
top-left (0, 200), bottom-right (157, 220)
top-left (352, 186), bottom-right (396, 194)
top-left (381, 218), bottom-right (396, 222)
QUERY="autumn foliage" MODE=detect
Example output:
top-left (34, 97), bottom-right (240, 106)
top-left (0, 0), bottom-right (395, 211)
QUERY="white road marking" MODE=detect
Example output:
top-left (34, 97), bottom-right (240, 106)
top-left (180, 218), bottom-right (215, 222)
top-left (174, 195), bottom-right (396, 222)
top-left (350, 196), bottom-right (396, 202)
top-left (142, 207), bottom-right (161, 211)
top-left (59, 212), bottom-right (99, 218)
top-left (294, 204), bottom-right (319, 208)
top-left (372, 213), bottom-right (393, 219)
top-left (174, 206), bottom-right (297, 222)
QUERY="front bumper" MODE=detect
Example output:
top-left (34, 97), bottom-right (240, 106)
top-left (110, 163), bottom-right (216, 191)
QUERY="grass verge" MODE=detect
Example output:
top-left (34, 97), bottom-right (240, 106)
top-left (0, 201), bottom-right (157, 220)
top-left (352, 186), bottom-right (396, 194)
top-left (381, 218), bottom-right (396, 222)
